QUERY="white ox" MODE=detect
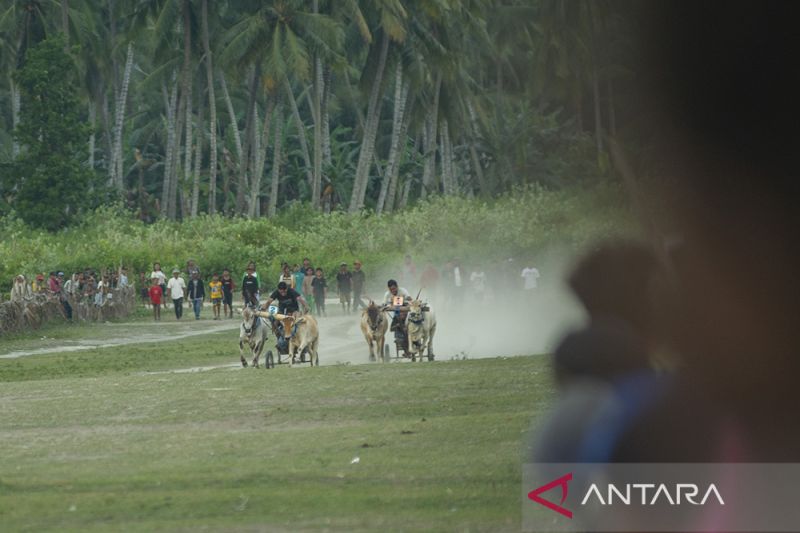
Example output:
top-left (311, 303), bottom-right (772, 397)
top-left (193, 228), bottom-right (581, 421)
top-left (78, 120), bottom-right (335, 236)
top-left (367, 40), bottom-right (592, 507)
top-left (405, 300), bottom-right (436, 362)
top-left (239, 306), bottom-right (270, 367)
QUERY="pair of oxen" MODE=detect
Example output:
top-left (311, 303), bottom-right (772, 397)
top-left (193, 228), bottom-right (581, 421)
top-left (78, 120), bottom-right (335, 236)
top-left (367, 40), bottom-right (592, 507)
top-left (238, 307), bottom-right (319, 368)
top-left (360, 300), bottom-right (437, 363)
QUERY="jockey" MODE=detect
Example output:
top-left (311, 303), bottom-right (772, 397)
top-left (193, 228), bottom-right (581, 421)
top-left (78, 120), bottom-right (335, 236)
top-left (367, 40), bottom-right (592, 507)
top-left (383, 279), bottom-right (411, 338)
top-left (263, 281), bottom-right (310, 316)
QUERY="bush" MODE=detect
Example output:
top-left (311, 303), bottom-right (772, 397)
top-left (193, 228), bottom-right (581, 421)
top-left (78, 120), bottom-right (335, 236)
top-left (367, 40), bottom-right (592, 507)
top-left (0, 181), bottom-right (638, 295)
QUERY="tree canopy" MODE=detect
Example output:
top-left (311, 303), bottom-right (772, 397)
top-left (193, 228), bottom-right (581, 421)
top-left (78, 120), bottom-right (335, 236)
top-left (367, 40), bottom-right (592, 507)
top-left (0, 0), bottom-right (638, 227)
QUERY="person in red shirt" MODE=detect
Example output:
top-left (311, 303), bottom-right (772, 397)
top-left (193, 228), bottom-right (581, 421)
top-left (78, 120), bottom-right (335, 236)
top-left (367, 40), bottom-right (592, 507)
top-left (148, 277), bottom-right (163, 322)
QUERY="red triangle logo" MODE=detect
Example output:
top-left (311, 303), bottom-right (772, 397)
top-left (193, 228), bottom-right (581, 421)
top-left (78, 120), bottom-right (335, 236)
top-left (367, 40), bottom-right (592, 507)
top-left (527, 472), bottom-right (573, 519)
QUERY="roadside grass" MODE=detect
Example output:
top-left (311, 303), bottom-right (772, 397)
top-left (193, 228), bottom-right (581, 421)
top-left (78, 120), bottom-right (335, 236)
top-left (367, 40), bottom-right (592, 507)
top-left (0, 355), bottom-right (554, 531)
top-left (0, 328), bottom-right (238, 382)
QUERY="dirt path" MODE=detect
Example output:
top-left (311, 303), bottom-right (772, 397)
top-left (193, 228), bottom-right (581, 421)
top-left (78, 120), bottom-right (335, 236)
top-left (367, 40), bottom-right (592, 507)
top-left (0, 312), bottom-right (376, 368)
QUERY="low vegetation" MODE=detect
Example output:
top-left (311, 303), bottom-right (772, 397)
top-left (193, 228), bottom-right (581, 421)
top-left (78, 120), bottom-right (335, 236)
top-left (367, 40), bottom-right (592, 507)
top-left (0, 181), bottom-right (636, 294)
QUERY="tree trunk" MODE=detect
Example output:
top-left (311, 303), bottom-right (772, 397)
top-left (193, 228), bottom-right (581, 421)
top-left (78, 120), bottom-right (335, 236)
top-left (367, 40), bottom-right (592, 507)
top-left (191, 97), bottom-right (203, 217)
top-left (10, 77), bottom-right (20, 157)
top-left (238, 65), bottom-right (260, 215)
top-left (161, 81), bottom-right (178, 218)
top-left (101, 92), bottom-right (113, 176)
top-left (312, 56), bottom-right (324, 209)
top-left (348, 33), bottom-right (390, 213)
top-left (440, 119), bottom-right (455, 195)
top-left (466, 100), bottom-right (487, 195)
top-left (285, 80), bottom-right (314, 191)
top-left (202, 0), bottom-right (218, 215)
top-left (268, 102), bottom-right (284, 218)
top-left (421, 74), bottom-right (442, 198)
top-left (169, 79), bottom-right (185, 220)
top-left (88, 101), bottom-right (96, 169)
top-left (321, 65), bottom-right (332, 167)
top-left (377, 63), bottom-right (409, 214)
top-left (182, 1), bottom-right (194, 215)
top-left (219, 70), bottom-right (244, 175)
top-left (249, 96), bottom-right (275, 218)
top-left (385, 98), bottom-right (413, 214)
top-left (399, 177), bottom-right (411, 210)
top-left (111, 41), bottom-right (134, 190)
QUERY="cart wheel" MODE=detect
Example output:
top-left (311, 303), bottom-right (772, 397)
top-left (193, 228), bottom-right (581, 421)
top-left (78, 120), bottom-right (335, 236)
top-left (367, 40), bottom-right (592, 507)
top-left (265, 350), bottom-right (274, 369)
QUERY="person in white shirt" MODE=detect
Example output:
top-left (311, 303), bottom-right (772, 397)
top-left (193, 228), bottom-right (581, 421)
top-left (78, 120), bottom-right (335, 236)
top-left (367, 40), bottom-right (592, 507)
top-left (167, 269), bottom-right (186, 320)
top-left (384, 279), bottom-right (411, 340)
top-left (521, 265), bottom-right (541, 292)
top-left (470, 268), bottom-right (487, 302)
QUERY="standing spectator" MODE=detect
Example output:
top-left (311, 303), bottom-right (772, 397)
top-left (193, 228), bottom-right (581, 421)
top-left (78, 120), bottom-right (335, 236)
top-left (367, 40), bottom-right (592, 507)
top-left (96, 274), bottom-right (111, 306)
top-left (186, 259), bottom-right (200, 277)
top-left (336, 262), bottom-right (352, 314)
top-left (150, 262), bottom-right (167, 301)
top-left (302, 267), bottom-right (315, 313)
top-left (83, 275), bottom-right (97, 320)
top-left (47, 272), bottom-right (60, 297)
top-left (401, 254), bottom-right (417, 289)
top-left (56, 271), bottom-right (72, 320)
top-left (63, 273), bottom-right (77, 299)
top-left (32, 273), bottom-right (46, 293)
top-left (521, 263), bottom-right (541, 297)
top-left (470, 266), bottom-right (487, 303)
top-left (293, 264), bottom-right (305, 298)
top-left (209, 273), bottom-right (223, 320)
top-left (351, 260), bottom-right (366, 311)
top-left (311, 267), bottom-right (328, 316)
top-left (10, 274), bottom-right (32, 302)
top-left (241, 264), bottom-right (260, 307)
top-left (221, 268), bottom-right (235, 318)
top-left (302, 257), bottom-right (314, 274)
top-left (118, 267), bottom-right (129, 288)
top-left (149, 277), bottom-right (163, 321)
top-left (279, 263), bottom-right (295, 289)
top-left (187, 270), bottom-right (205, 320)
top-left (241, 261), bottom-right (260, 305)
top-left (167, 268), bottom-right (186, 320)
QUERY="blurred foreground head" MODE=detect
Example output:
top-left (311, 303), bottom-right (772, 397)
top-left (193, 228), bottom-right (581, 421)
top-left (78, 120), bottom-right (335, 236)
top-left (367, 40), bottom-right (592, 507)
top-left (634, 1), bottom-right (800, 417)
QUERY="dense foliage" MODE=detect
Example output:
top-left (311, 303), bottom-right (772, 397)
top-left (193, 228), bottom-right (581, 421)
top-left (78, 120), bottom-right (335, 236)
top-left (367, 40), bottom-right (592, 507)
top-left (0, 1), bottom-right (635, 223)
top-left (2, 36), bottom-right (106, 230)
top-left (0, 182), bottom-right (636, 294)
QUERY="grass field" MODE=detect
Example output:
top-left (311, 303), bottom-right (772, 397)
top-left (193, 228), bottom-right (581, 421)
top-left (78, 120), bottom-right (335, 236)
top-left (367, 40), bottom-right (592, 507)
top-left (0, 319), bottom-right (555, 532)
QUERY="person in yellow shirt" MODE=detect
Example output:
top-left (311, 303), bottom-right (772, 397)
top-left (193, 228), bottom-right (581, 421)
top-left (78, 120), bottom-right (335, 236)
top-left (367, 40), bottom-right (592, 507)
top-left (208, 273), bottom-right (223, 320)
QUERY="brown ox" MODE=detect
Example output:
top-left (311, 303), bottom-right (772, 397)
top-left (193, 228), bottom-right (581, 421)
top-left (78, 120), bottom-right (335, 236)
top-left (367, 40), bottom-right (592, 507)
top-left (275, 313), bottom-right (320, 367)
top-left (360, 301), bottom-right (388, 362)
top-left (405, 300), bottom-right (436, 362)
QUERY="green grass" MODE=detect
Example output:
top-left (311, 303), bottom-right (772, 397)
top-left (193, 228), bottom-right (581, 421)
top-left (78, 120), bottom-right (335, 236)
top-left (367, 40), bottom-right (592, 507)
top-left (0, 319), bottom-right (555, 531)
top-left (0, 328), bottom-right (238, 382)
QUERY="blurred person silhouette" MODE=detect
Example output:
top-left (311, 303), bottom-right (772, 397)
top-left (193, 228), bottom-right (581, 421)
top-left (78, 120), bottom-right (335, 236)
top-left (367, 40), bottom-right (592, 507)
top-left (536, 0), bottom-right (800, 464)
top-left (534, 242), bottom-right (665, 463)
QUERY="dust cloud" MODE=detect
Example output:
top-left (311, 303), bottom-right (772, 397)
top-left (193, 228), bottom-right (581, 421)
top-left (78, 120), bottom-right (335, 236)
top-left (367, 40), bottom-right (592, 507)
top-left (359, 247), bottom-right (587, 360)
